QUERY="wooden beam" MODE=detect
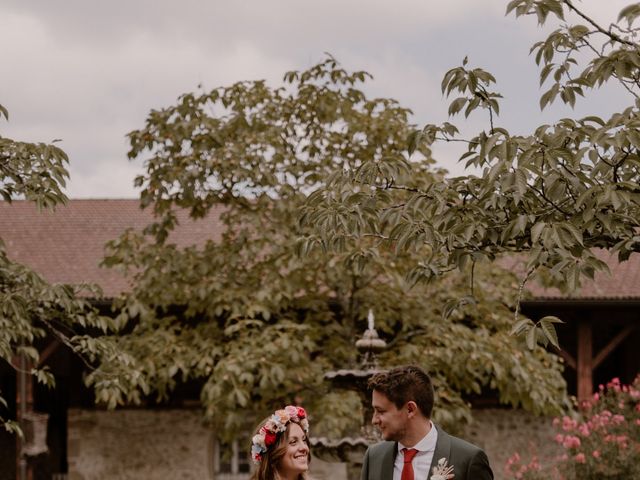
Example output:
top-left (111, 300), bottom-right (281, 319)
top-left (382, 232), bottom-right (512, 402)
top-left (37, 339), bottom-right (61, 367)
top-left (593, 325), bottom-right (636, 369)
top-left (559, 349), bottom-right (576, 370)
top-left (577, 321), bottom-right (593, 404)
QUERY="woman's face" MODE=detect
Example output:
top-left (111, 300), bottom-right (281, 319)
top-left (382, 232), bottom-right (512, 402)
top-left (276, 423), bottom-right (309, 479)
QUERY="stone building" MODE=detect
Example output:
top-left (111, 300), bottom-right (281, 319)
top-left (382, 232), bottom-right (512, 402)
top-left (1, 199), bottom-right (638, 480)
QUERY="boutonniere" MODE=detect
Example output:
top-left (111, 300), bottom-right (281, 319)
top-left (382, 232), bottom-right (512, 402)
top-left (431, 457), bottom-right (454, 480)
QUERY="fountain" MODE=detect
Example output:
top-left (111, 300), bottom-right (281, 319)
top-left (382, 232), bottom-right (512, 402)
top-left (310, 309), bottom-right (388, 479)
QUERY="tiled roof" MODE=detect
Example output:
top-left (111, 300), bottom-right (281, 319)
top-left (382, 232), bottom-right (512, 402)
top-left (1, 199), bottom-right (639, 301)
top-left (0, 199), bottom-right (224, 298)
top-left (523, 248), bottom-right (640, 300)
top-left (500, 249), bottom-right (640, 301)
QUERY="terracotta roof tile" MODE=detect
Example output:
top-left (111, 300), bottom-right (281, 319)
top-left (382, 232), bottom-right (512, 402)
top-left (524, 248), bottom-right (640, 300)
top-left (2, 199), bottom-right (639, 300)
top-left (0, 199), bottom-right (224, 298)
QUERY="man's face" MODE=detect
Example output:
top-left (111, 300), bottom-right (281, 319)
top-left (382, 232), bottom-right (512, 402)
top-left (371, 390), bottom-right (408, 442)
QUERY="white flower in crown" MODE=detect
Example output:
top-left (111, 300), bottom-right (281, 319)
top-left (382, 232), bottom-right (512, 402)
top-left (300, 417), bottom-right (309, 431)
top-left (431, 457), bottom-right (454, 480)
top-left (252, 433), bottom-right (266, 449)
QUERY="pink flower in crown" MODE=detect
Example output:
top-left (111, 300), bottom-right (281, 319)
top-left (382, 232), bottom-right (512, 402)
top-left (264, 419), bottom-right (277, 432)
top-left (285, 405), bottom-right (299, 418)
top-left (272, 410), bottom-right (289, 431)
top-left (275, 409), bottom-right (289, 423)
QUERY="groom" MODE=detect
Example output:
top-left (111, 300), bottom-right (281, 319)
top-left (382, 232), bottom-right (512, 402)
top-left (360, 365), bottom-right (493, 480)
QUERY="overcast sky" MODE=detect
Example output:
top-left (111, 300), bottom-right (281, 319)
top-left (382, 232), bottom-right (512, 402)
top-left (1, 0), bottom-right (632, 198)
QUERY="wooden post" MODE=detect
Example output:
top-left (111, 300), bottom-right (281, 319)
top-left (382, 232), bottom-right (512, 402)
top-left (577, 321), bottom-right (593, 405)
top-left (15, 353), bottom-right (34, 480)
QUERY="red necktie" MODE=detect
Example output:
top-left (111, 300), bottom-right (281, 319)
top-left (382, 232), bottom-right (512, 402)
top-left (401, 448), bottom-right (419, 480)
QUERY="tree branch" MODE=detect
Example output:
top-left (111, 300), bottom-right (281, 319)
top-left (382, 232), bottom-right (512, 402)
top-left (564, 0), bottom-right (636, 47)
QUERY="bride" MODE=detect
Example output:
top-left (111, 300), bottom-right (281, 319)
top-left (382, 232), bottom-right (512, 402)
top-left (250, 405), bottom-right (312, 480)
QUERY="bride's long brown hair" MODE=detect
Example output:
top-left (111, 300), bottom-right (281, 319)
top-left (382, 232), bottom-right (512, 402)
top-left (250, 417), bottom-right (311, 480)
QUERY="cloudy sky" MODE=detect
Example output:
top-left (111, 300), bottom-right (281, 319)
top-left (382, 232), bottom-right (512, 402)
top-left (1, 0), bottom-right (632, 198)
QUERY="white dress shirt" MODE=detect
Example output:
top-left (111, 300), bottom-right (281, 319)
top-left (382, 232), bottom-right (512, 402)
top-left (393, 422), bottom-right (438, 480)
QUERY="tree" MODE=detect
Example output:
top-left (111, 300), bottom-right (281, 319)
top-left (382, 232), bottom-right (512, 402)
top-left (302, 1), bottom-right (640, 347)
top-left (96, 56), bottom-right (567, 439)
top-left (0, 104), bottom-right (115, 432)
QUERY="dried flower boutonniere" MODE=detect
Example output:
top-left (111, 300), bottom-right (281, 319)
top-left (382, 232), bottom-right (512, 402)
top-left (431, 457), bottom-right (454, 480)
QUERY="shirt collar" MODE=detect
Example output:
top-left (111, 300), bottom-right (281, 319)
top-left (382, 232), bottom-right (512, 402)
top-left (398, 421), bottom-right (437, 453)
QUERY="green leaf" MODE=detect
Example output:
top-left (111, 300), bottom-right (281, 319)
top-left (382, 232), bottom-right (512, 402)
top-left (539, 315), bottom-right (564, 324)
top-left (526, 326), bottom-right (537, 350)
top-left (531, 222), bottom-right (546, 244)
top-left (448, 97), bottom-right (468, 117)
top-left (407, 130), bottom-right (424, 156)
top-left (618, 4), bottom-right (640, 24)
top-left (539, 318), bottom-right (560, 348)
top-left (510, 318), bottom-right (532, 336)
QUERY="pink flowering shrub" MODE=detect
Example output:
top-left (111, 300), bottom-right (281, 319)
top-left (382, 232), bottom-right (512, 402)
top-left (505, 375), bottom-right (640, 479)
top-left (504, 452), bottom-right (545, 480)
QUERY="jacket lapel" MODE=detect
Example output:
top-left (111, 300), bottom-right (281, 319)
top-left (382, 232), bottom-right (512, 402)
top-left (428, 424), bottom-right (451, 479)
top-left (381, 441), bottom-right (397, 480)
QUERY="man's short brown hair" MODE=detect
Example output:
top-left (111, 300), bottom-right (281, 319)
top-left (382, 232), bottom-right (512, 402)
top-left (368, 365), bottom-right (434, 418)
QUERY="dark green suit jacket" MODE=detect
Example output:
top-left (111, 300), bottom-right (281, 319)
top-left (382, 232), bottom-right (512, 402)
top-left (360, 425), bottom-right (493, 480)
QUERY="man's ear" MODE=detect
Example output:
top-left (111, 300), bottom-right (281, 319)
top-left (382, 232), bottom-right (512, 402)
top-left (406, 401), bottom-right (419, 418)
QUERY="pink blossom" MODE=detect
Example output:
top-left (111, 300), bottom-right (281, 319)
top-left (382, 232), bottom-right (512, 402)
top-left (574, 453), bottom-right (586, 464)
top-left (561, 416), bottom-right (577, 432)
top-left (505, 452), bottom-right (520, 466)
top-left (592, 450), bottom-right (601, 459)
top-left (578, 424), bottom-right (590, 436)
top-left (562, 435), bottom-right (581, 449)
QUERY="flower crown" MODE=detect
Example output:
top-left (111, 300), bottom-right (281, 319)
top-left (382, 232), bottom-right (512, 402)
top-left (251, 405), bottom-right (309, 464)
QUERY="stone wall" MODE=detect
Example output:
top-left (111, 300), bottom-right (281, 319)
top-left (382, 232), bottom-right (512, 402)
top-left (66, 408), bottom-right (555, 480)
top-left (66, 408), bottom-right (344, 480)
top-left (67, 408), bottom-right (211, 480)
top-left (463, 409), bottom-right (557, 480)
